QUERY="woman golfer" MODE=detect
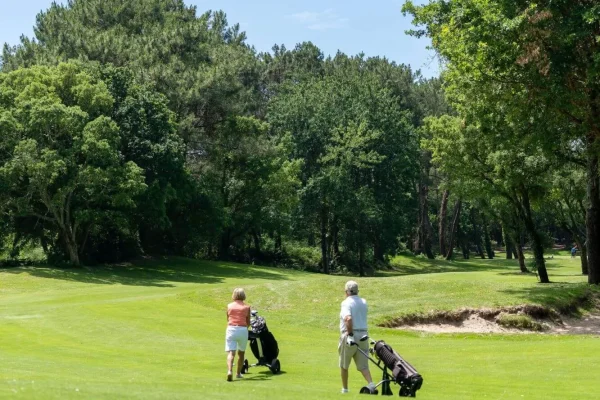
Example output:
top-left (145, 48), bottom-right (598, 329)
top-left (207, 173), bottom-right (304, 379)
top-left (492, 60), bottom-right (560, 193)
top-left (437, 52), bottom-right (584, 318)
top-left (225, 288), bottom-right (251, 381)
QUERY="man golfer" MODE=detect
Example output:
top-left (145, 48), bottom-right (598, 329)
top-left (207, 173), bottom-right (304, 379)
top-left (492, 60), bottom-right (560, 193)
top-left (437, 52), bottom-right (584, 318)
top-left (338, 280), bottom-right (376, 394)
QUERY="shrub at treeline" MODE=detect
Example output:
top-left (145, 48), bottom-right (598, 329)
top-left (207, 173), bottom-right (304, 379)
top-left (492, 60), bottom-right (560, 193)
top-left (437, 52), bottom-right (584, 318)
top-left (0, 0), bottom-right (596, 283)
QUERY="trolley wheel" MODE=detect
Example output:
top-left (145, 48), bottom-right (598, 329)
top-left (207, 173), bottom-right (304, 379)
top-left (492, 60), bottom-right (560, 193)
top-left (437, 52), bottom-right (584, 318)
top-left (399, 386), bottom-right (414, 397)
top-left (243, 359), bottom-right (249, 374)
top-left (269, 358), bottom-right (281, 374)
top-left (360, 386), bottom-right (378, 395)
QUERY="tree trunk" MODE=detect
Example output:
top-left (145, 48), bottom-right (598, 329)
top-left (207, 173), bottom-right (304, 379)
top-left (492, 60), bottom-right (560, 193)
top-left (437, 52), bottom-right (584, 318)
top-left (586, 149), bottom-right (600, 284)
top-left (63, 232), bottom-right (80, 266)
top-left (412, 236), bottom-right (421, 255)
top-left (219, 230), bottom-right (231, 260)
top-left (66, 243), bottom-right (79, 265)
top-left (416, 152), bottom-right (435, 259)
top-left (40, 233), bottom-right (49, 255)
top-left (575, 238), bottom-right (588, 275)
top-left (445, 200), bottom-right (462, 260)
top-left (275, 231), bottom-right (282, 252)
top-left (439, 189), bottom-right (450, 256)
top-left (332, 217), bottom-right (340, 263)
top-left (415, 186), bottom-right (429, 256)
top-left (492, 226), bottom-right (503, 247)
top-left (252, 229), bottom-right (261, 255)
top-left (470, 208), bottom-right (485, 258)
top-left (476, 243), bottom-right (484, 259)
top-left (423, 228), bottom-right (435, 260)
top-left (9, 232), bottom-right (22, 259)
top-left (506, 243), bottom-right (513, 259)
top-left (420, 187), bottom-right (435, 259)
top-left (483, 217), bottom-right (494, 259)
top-left (515, 240), bottom-right (528, 273)
top-left (530, 229), bottom-right (549, 282)
top-left (457, 215), bottom-right (469, 259)
top-left (373, 238), bottom-right (384, 263)
top-left (502, 225), bottom-right (513, 259)
top-left (359, 241), bottom-right (365, 277)
top-left (320, 207), bottom-right (329, 274)
top-left (520, 188), bottom-right (549, 283)
top-left (460, 238), bottom-right (470, 259)
top-left (414, 182), bottom-right (423, 256)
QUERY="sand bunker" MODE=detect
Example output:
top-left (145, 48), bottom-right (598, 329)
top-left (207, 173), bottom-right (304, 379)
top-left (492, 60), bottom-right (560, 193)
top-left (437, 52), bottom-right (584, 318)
top-left (390, 309), bottom-right (600, 335)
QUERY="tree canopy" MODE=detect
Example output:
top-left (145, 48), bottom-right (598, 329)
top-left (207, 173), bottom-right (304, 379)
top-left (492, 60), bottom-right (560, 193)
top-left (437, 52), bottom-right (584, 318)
top-left (0, 0), bottom-right (596, 285)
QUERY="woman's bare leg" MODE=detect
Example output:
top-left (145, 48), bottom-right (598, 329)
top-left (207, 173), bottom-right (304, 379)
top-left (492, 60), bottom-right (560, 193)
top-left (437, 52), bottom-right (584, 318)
top-left (236, 350), bottom-right (245, 376)
top-left (227, 350), bottom-right (235, 380)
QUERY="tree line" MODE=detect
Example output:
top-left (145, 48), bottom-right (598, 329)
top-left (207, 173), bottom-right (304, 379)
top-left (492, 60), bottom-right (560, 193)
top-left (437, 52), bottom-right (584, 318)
top-left (403, 0), bottom-right (599, 284)
top-left (0, 0), bottom-right (595, 284)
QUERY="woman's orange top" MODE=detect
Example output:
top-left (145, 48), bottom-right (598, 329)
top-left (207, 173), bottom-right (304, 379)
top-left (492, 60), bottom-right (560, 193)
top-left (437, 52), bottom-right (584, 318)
top-left (227, 301), bottom-right (250, 327)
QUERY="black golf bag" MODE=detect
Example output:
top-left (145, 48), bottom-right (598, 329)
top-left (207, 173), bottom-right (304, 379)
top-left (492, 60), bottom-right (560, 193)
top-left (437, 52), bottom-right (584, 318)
top-left (373, 340), bottom-right (423, 397)
top-left (243, 311), bottom-right (281, 374)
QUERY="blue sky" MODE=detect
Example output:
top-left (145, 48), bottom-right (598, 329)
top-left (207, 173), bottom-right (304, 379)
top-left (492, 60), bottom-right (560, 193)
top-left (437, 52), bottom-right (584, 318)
top-left (0, 0), bottom-right (439, 78)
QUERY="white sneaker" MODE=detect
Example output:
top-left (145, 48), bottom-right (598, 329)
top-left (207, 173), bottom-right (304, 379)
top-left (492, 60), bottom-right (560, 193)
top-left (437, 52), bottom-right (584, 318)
top-left (236, 373), bottom-right (244, 379)
top-left (367, 383), bottom-right (377, 391)
top-left (341, 388), bottom-right (349, 394)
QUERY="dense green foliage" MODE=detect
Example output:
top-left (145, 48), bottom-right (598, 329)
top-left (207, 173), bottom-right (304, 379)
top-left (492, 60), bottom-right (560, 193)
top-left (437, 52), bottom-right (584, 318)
top-left (0, 0), bottom-right (595, 285)
top-left (402, 0), bottom-right (598, 283)
top-left (0, 62), bottom-right (184, 265)
top-left (0, 0), bottom-right (427, 273)
top-left (268, 55), bottom-right (419, 273)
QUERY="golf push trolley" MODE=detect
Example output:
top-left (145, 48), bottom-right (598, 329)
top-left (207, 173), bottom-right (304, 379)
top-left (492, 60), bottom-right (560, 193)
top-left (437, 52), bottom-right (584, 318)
top-left (352, 335), bottom-right (423, 397)
top-left (242, 310), bottom-right (281, 375)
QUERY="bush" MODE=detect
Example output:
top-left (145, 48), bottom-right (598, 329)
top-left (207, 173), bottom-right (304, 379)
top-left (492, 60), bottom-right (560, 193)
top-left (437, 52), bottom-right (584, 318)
top-left (280, 242), bottom-right (322, 271)
top-left (0, 237), bottom-right (47, 267)
top-left (215, 237), bottom-right (322, 272)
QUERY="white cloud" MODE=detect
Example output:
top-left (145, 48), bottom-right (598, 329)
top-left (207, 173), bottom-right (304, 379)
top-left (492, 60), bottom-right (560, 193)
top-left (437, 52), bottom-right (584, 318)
top-left (289, 9), bottom-right (349, 31)
top-left (291, 11), bottom-right (321, 24)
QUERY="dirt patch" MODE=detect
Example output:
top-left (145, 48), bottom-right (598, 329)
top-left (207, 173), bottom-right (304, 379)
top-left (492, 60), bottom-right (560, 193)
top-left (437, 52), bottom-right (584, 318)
top-left (381, 305), bottom-right (600, 335)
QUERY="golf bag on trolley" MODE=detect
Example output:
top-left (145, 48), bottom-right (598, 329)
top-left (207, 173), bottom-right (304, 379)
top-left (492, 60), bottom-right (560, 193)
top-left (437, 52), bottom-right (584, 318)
top-left (242, 310), bottom-right (281, 374)
top-left (373, 340), bottom-right (423, 397)
top-left (355, 336), bottom-right (423, 397)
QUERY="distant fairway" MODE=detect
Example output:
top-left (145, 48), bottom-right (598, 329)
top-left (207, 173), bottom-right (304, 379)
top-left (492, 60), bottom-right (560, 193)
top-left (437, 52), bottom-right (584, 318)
top-left (1, 255), bottom-right (598, 399)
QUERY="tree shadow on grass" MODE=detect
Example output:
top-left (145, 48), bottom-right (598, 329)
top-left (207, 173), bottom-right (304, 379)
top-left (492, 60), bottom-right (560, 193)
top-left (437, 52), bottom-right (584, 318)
top-left (382, 255), bottom-right (583, 279)
top-left (496, 272), bottom-right (537, 276)
top-left (500, 283), bottom-right (598, 315)
top-left (378, 257), bottom-right (521, 277)
top-left (0, 257), bottom-right (289, 287)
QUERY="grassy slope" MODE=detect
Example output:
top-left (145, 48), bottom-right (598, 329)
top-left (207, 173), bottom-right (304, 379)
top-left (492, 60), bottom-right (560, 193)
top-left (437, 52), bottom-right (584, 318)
top-left (0, 255), bottom-right (598, 399)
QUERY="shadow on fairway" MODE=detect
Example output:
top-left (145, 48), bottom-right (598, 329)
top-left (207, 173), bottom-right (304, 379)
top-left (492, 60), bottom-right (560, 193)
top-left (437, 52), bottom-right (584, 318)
top-left (241, 370), bottom-right (287, 381)
top-left (500, 283), bottom-right (597, 314)
top-left (1, 257), bottom-right (290, 287)
top-left (382, 254), bottom-right (584, 278)
top-left (497, 260), bottom-right (587, 278)
top-left (379, 256), bottom-right (519, 277)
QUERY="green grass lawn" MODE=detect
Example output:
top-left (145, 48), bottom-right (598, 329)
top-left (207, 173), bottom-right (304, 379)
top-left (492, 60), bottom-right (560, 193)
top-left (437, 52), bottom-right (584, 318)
top-left (1, 254), bottom-right (598, 399)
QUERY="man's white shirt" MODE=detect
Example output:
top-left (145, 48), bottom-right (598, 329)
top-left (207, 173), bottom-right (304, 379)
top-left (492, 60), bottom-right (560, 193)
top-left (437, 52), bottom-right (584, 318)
top-left (339, 295), bottom-right (368, 334)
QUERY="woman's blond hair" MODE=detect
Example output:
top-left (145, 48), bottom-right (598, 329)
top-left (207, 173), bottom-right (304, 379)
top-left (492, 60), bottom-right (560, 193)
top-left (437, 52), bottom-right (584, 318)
top-left (232, 288), bottom-right (246, 301)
